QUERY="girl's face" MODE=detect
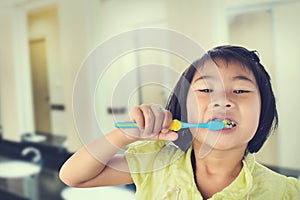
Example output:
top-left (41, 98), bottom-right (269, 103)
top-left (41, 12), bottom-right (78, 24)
top-left (187, 59), bottom-right (261, 151)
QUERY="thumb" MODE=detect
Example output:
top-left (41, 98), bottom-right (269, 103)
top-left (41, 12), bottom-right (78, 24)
top-left (158, 131), bottom-right (178, 141)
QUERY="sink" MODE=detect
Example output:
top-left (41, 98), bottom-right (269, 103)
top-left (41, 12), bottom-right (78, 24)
top-left (0, 160), bottom-right (41, 200)
top-left (61, 186), bottom-right (135, 200)
top-left (0, 160), bottom-right (41, 178)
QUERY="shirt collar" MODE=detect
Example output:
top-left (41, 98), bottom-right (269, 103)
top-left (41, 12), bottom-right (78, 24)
top-left (186, 147), bottom-right (255, 200)
top-left (210, 153), bottom-right (255, 199)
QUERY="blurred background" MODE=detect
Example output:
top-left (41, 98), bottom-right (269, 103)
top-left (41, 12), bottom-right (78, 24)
top-left (0, 0), bottom-right (299, 199)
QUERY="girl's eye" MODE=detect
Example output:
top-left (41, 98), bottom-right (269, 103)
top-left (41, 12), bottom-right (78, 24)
top-left (233, 90), bottom-right (250, 94)
top-left (198, 89), bottom-right (213, 93)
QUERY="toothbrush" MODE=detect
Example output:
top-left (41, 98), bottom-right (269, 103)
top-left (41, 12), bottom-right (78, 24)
top-left (114, 119), bottom-right (228, 131)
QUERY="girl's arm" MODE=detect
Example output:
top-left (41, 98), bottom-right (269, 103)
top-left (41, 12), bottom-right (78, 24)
top-left (59, 104), bottom-right (178, 188)
top-left (59, 129), bottom-right (136, 187)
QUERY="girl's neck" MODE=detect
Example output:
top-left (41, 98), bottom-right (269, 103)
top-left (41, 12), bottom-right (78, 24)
top-left (192, 142), bottom-right (246, 199)
top-left (192, 142), bottom-right (245, 177)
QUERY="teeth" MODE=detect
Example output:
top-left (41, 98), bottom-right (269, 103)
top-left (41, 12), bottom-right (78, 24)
top-left (223, 119), bottom-right (236, 129)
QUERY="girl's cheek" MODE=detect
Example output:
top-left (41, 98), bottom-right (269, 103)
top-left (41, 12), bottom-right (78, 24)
top-left (186, 90), bottom-right (208, 123)
top-left (186, 90), bottom-right (200, 123)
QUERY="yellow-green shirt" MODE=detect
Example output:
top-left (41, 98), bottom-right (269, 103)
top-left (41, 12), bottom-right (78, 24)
top-left (125, 141), bottom-right (300, 199)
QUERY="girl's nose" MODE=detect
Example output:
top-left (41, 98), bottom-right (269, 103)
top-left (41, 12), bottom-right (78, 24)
top-left (213, 103), bottom-right (231, 108)
top-left (211, 94), bottom-right (234, 108)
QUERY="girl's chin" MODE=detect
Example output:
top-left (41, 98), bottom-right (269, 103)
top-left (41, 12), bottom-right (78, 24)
top-left (193, 139), bottom-right (247, 152)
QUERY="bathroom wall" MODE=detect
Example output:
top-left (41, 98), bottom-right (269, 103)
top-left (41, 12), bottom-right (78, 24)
top-left (0, 5), bottom-right (34, 141)
top-left (57, 0), bottom-right (94, 151)
top-left (28, 5), bottom-right (66, 136)
top-left (57, 0), bottom-right (228, 151)
top-left (166, 0), bottom-right (228, 50)
top-left (92, 0), bottom-right (168, 135)
top-left (228, 10), bottom-right (278, 166)
top-left (96, 0), bottom-right (227, 135)
top-left (0, 88), bottom-right (2, 132)
top-left (273, 1), bottom-right (300, 169)
top-left (228, 0), bottom-right (300, 170)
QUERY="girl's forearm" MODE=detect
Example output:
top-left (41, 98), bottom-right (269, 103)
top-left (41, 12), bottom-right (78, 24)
top-left (59, 129), bottom-right (136, 187)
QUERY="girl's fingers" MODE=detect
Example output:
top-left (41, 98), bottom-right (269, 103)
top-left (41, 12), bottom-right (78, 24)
top-left (139, 104), bottom-right (155, 137)
top-left (158, 131), bottom-right (178, 141)
top-left (151, 104), bottom-right (165, 134)
top-left (129, 106), bottom-right (145, 132)
top-left (128, 104), bottom-right (175, 141)
top-left (161, 110), bottom-right (173, 133)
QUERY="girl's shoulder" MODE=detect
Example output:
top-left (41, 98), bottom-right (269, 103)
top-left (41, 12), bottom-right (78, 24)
top-left (252, 161), bottom-right (300, 199)
top-left (125, 140), bottom-right (167, 154)
top-left (124, 141), bottom-right (198, 199)
top-left (125, 140), bottom-right (187, 173)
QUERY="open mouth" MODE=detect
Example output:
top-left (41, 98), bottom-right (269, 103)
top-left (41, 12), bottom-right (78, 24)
top-left (211, 118), bottom-right (237, 129)
top-left (223, 119), bottom-right (237, 129)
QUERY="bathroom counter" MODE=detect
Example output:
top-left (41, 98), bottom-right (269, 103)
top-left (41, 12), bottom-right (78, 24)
top-left (0, 187), bottom-right (30, 200)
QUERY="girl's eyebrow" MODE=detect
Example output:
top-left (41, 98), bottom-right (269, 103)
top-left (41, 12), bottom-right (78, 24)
top-left (232, 75), bottom-right (255, 85)
top-left (193, 75), bottom-right (214, 83)
top-left (193, 75), bottom-right (256, 85)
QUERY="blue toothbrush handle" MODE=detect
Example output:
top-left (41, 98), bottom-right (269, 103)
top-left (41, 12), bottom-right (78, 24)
top-left (186, 121), bottom-right (225, 131)
top-left (114, 122), bottom-right (139, 128)
top-left (114, 120), bottom-right (225, 131)
top-left (180, 122), bottom-right (209, 129)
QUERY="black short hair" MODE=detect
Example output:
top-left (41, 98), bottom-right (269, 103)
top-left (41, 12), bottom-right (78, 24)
top-left (166, 45), bottom-right (278, 153)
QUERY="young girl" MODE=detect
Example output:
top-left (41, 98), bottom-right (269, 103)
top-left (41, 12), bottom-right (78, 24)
top-left (59, 45), bottom-right (300, 199)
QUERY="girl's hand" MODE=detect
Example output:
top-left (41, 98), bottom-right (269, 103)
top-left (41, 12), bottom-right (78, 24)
top-left (120, 104), bottom-right (178, 141)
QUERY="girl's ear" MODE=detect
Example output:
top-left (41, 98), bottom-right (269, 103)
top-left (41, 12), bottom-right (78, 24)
top-left (171, 129), bottom-right (193, 152)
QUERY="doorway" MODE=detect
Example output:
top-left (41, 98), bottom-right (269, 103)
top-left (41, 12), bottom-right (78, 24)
top-left (29, 39), bottom-right (51, 134)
